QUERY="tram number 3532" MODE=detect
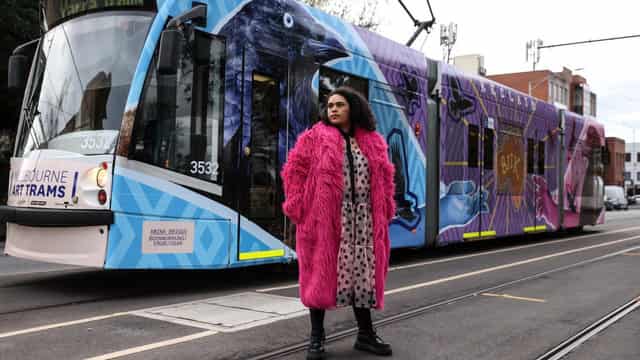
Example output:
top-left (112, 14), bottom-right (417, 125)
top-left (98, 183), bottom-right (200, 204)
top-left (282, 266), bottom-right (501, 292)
top-left (190, 161), bottom-right (219, 180)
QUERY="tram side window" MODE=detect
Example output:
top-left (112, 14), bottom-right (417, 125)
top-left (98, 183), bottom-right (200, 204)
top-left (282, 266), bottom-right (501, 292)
top-left (527, 139), bottom-right (535, 174)
top-left (131, 31), bottom-right (225, 185)
top-left (483, 128), bottom-right (494, 170)
top-left (319, 67), bottom-right (369, 120)
top-left (468, 124), bottom-right (479, 168)
top-left (537, 140), bottom-right (545, 175)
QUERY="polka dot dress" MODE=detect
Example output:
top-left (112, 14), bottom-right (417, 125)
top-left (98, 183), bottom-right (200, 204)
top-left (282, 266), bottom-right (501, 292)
top-left (336, 136), bottom-right (376, 309)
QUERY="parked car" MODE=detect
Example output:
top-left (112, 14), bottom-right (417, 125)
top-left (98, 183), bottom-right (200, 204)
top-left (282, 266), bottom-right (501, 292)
top-left (604, 185), bottom-right (628, 210)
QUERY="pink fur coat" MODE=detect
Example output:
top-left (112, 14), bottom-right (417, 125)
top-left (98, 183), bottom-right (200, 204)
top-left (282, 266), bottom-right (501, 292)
top-left (281, 122), bottom-right (396, 310)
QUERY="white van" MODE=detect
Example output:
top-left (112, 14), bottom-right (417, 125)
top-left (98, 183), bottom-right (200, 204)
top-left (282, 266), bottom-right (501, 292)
top-left (604, 185), bottom-right (628, 210)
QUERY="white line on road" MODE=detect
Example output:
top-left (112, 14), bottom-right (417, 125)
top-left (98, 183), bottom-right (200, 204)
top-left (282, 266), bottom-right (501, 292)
top-left (256, 225), bottom-right (640, 293)
top-left (83, 330), bottom-right (218, 360)
top-left (482, 292), bottom-right (547, 303)
top-left (384, 234), bottom-right (640, 295)
top-left (0, 312), bottom-right (128, 339)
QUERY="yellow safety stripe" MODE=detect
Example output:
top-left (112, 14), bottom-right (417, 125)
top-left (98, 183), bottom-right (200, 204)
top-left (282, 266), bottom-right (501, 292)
top-left (239, 249), bottom-right (285, 260)
top-left (523, 225), bottom-right (547, 233)
top-left (463, 230), bottom-right (497, 239)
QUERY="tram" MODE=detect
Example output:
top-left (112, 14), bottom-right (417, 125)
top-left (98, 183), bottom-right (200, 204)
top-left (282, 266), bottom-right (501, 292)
top-left (1, 0), bottom-right (605, 269)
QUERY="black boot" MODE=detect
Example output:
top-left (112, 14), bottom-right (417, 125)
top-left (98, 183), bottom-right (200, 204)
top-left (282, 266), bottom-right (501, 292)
top-left (307, 309), bottom-right (326, 360)
top-left (307, 332), bottom-right (326, 360)
top-left (353, 306), bottom-right (392, 356)
top-left (354, 330), bottom-right (392, 356)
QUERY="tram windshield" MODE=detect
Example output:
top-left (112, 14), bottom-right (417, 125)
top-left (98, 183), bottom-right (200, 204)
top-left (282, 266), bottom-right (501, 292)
top-left (15, 12), bottom-right (153, 157)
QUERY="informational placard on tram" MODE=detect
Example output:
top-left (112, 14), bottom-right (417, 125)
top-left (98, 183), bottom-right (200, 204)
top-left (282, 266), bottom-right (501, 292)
top-left (44, 0), bottom-right (156, 28)
top-left (142, 221), bottom-right (195, 254)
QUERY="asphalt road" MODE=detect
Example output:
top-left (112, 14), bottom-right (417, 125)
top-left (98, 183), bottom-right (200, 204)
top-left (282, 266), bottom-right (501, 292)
top-left (1, 208), bottom-right (639, 360)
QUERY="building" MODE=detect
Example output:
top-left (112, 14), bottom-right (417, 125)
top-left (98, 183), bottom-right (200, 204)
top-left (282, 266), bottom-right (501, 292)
top-left (487, 67), bottom-right (597, 116)
top-left (453, 54), bottom-right (487, 76)
top-left (623, 142), bottom-right (640, 195)
top-left (605, 137), bottom-right (625, 187)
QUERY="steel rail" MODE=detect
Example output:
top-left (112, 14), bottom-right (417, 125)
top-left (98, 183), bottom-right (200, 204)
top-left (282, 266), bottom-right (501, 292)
top-left (536, 295), bottom-right (640, 360)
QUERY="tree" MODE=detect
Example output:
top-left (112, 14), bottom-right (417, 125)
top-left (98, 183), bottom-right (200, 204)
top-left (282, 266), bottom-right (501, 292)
top-left (302, 0), bottom-right (382, 30)
top-left (0, 0), bottom-right (39, 207)
top-left (0, 0), bottom-right (39, 131)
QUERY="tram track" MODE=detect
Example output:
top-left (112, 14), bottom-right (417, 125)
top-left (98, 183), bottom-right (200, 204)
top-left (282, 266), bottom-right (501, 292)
top-left (247, 243), bottom-right (640, 360)
top-left (535, 295), bottom-right (640, 360)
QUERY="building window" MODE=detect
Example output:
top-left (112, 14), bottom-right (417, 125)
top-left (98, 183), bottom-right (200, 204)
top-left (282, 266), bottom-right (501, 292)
top-left (637, 172), bottom-right (640, 181)
top-left (636, 152), bottom-right (639, 163)
top-left (624, 172), bottom-right (631, 180)
top-left (625, 153), bottom-right (631, 162)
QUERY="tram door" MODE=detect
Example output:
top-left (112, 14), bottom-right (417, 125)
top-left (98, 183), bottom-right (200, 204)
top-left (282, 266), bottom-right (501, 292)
top-left (464, 121), bottom-right (482, 240)
top-left (478, 117), bottom-right (495, 238)
top-left (237, 50), bottom-right (290, 260)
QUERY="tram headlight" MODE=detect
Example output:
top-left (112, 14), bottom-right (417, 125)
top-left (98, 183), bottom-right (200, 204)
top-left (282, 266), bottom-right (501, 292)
top-left (96, 168), bottom-right (108, 188)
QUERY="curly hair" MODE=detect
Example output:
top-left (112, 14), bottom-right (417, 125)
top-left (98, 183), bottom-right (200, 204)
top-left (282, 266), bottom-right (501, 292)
top-left (320, 87), bottom-right (377, 132)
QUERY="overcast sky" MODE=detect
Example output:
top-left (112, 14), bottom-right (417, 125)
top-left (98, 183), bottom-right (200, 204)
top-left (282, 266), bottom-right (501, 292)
top-left (372, 0), bottom-right (639, 143)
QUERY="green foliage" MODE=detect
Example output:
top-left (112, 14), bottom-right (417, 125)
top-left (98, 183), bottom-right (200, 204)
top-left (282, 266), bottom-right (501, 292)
top-left (0, 0), bottom-right (40, 44)
top-left (0, 0), bottom-right (40, 164)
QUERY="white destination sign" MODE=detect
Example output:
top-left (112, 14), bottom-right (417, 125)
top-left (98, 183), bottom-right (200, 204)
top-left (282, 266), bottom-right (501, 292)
top-left (8, 158), bottom-right (80, 207)
top-left (142, 221), bottom-right (195, 254)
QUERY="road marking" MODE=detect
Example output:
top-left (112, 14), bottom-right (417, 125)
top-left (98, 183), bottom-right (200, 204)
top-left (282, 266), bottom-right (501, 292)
top-left (83, 330), bottom-right (218, 360)
top-left (256, 283), bottom-right (300, 293)
top-left (0, 312), bottom-right (128, 339)
top-left (257, 225), bottom-right (640, 293)
top-left (384, 234), bottom-right (640, 295)
top-left (0, 267), bottom-right (85, 279)
top-left (482, 292), bottom-right (547, 303)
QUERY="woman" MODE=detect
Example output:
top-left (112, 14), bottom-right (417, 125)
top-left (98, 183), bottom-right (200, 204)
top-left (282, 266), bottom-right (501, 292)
top-left (281, 87), bottom-right (396, 359)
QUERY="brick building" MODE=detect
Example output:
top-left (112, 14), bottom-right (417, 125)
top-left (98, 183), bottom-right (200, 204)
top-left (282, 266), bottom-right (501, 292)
top-left (623, 142), bottom-right (640, 195)
top-left (605, 137), bottom-right (625, 187)
top-left (487, 67), bottom-right (597, 116)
